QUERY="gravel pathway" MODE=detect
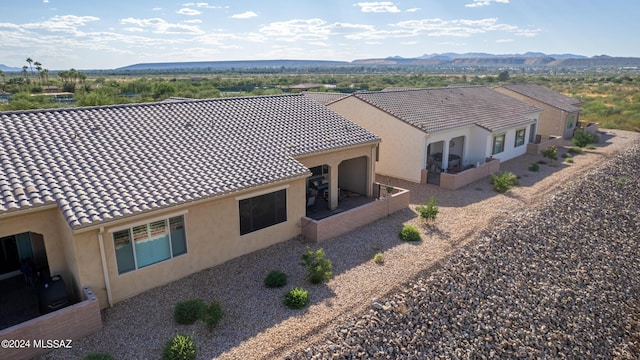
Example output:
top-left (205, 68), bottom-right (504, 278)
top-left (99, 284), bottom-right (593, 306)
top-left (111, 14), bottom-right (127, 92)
top-left (41, 129), bottom-right (640, 360)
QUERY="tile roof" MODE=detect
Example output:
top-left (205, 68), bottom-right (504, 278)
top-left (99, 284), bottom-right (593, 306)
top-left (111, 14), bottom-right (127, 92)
top-left (352, 86), bottom-right (542, 133)
top-left (303, 92), bottom-right (350, 105)
top-left (498, 84), bottom-right (581, 112)
top-left (0, 94), bottom-right (379, 229)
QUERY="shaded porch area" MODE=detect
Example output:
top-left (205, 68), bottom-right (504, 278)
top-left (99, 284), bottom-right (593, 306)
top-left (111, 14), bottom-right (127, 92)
top-left (301, 184), bottom-right (410, 243)
top-left (305, 190), bottom-right (375, 220)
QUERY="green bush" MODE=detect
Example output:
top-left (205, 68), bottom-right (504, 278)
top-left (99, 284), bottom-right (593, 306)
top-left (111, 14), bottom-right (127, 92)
top-left (373, 253), bottom-right (384, 264)
top-left (301, 247), bottom-right (333, 284)
top-left (284, 287), bottom-right (309, 309)
top-left (541, 146), bottom-right (558, 161)
top-left (174, 299), bottom-right (206, 325)
top-left (528, 162), bottom-right (540, 171)
top-left (572, 129), bottom-right (598, 147)
top-left (565, 157), bottom-right (574, 163)
top-left (567, 146), bottom-right (583, 155)
top-left (586, 145), bottom-right (597, 150)
top-left (162, 334), bottom-right (196, 360)
top-left (264, 270), bottom-right (287, 288)
top-left (83, 353), bottom-right (114, 360)
top-left (415, 196), bottom-right (438, 221)
top-left (204, 302), bottom-right (224, 331)
top-left (399, 225), bottom-right (421, 242)
top-left (492, 171), bottom-right (518, 193)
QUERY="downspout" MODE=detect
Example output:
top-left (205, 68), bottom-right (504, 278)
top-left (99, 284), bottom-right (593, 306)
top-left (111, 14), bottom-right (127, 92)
top-left (98, 227), bottom-right (113, 307)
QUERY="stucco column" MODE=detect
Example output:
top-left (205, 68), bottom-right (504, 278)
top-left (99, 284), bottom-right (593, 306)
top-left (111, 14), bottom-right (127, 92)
top-left (327, 162), bottom-right (339, 210)
top-left (442, 139), bottom-right (450, 172)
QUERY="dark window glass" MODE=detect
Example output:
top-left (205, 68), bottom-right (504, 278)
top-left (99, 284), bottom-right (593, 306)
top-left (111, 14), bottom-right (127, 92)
top-left (239, 189), bottom-right (287, 235)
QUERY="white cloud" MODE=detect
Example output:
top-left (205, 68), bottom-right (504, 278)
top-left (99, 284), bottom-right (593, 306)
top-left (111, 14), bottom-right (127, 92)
top-left (465, 0), bottom-right (509, 8)
top-left (406, 8), bottom-right (421, 13)
top-left (183, 2), bottom-right (228, 9)
top-left (355, 2), bottom-right (401, 13)
top-left (390, 17), bottom-right (537, 39)
top-left (496, 38), bottom-right (513, 43)
top-left (22, 15), bottom-right (100, 33)
top-left (120, 17), bottom-right (204, 35)
top-left (231, 11), bottom-right (258, 19)
top-left (259, 19), bottom-right (331, 40)
top-left (177, 8), bottom-right (201, 16)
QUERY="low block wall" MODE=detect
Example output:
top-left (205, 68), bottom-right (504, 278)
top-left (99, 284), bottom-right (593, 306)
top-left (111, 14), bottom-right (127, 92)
top-left (526, 136), bottom-right (563, 155)
top-left (0, 287), bottom-right (102, 360)
top-left (439, 160), bottom-right (501, 190)
top-left (301, 188), bottom-right (410, 243)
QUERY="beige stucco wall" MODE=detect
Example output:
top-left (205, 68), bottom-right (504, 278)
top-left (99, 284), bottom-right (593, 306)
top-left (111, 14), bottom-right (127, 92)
top-left (485, 119), bottom-right (537, 163)
top-left (89, 177), bottom-right (306, 306)
top-left (328, 97), bottom-right (426, 183)
top-left (494, 88), bottom-right (578, 139)
top-left (0, 208), bottom-right (75, 295)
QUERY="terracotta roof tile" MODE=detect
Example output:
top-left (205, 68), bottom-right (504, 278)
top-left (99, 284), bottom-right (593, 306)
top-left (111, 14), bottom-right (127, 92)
top-left (0, 94), bottom-right (379, 229)
top-left (353, 86), bottom-right (542, 133)
top-left (499, 84), bottom-right (581, 112)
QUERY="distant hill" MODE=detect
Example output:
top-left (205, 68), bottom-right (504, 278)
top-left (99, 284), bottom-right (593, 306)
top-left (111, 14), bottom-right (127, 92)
top-left (352, 52), bottom-right (640, 68)
top-left (0, 64), bottom-right (21, 72)
top-left (117, 59), bottom-right (351, 71)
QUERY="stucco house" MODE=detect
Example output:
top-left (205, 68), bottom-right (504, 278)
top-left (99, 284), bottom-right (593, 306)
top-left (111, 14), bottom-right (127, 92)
top-left (317, 86), bottom-right (542, 185)
top-left (495, 83), bottom-right (581, 139)
top-left (0, 94), bottom-right (380, 310)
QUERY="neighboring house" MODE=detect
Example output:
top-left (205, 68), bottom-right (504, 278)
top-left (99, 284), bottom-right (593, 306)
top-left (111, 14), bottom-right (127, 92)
top-left (0, 94), bottom-right (380, 309)
top-left (303, 91), bottom-right (349, 105)
top-left (323, 86), bottom-right (542, 184)
top-left (495, 84), bottom-right (581, 139)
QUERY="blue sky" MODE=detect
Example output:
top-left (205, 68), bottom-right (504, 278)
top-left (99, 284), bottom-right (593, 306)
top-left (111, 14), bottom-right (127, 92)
top-left (1, 0), bottom-right (637, 70)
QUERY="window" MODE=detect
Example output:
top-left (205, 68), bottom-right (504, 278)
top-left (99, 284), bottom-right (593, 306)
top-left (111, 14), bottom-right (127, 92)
top-left (567, 115), bottom-right (575, 129)
top-left (492, 134), bottom-right (505, 155)
top-left (239, 189), bottom-right (287, 235)
top-left (514, 128), bottom-right (526, 147)
top-left (113, 215), bottom-right (186, 274)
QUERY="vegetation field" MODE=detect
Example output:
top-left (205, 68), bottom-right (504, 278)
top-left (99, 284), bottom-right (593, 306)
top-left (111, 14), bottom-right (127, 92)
top-left (1, 66), bottom-right (638, 132)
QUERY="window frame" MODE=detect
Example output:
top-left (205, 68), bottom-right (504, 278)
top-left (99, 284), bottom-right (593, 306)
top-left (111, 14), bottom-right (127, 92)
top-left (492, 133), bottom-right (506, 155)
top-left (238, 188), bottom-right (288, 236)
top-left (111, 213), bottom-right (188, 275)
top-left (514, 128), bottom-right (526, 147)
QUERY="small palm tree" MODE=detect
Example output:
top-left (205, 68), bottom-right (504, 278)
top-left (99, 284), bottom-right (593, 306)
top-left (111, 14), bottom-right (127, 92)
top-left (26, 57), bottom-right (34, 80)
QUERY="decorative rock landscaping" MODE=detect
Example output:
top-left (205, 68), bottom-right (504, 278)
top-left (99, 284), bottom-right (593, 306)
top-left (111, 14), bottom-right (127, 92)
top-left (287, 144), bottom-right (640, 359)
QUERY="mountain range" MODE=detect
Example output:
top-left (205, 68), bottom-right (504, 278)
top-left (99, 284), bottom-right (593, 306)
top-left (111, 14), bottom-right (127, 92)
top-left (1, 53), bottom-right (639, 72)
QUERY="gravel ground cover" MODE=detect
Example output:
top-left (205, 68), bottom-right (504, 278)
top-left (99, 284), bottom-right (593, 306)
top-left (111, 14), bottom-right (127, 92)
top-left (287, 142), bottom-right (640, 359)
top-left (40, 130), bottom-right (640, 360)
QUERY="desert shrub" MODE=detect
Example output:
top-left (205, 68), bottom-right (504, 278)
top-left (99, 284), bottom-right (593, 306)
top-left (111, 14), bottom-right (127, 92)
top-left (174, 299), bottom-right (206, 325)
top-left (284, 287), bottom-right (309, 309)
top-left (565, 157), bottom-right (574, 163)
top-left (264, 270), bottom-right (287, 288)
top-left (492, 171), bottom-right (518, 193)
top-left (567, 146), bottom-right (583, 155)
top-left (541, 146), bottom-right (558, 161)
top-left (399, 225), bottom-right (421, 242)
top-left (373, 253), bottom-right (384, 264)
top-left (586, 144), bottom-right (596, 150)
top-left (84, 353), bottom-right (114, 360)
top-left (572, 129), bottom-right (598, 147)
top-left (162, 334), bottom-right (196, 360)
top-left (415, 196), bottom-right (438, 221)
top-left (301, 247), bottom-right (333, 284)
top-left (528, 162), bottom-right (540, 171)
top-left (204, 302), bottom-right (224, 331)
